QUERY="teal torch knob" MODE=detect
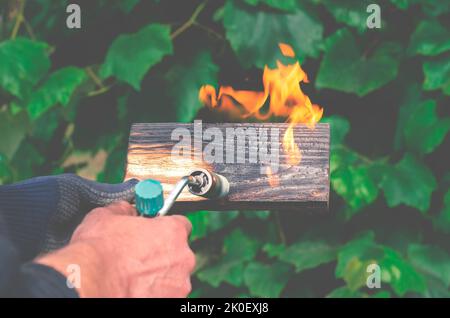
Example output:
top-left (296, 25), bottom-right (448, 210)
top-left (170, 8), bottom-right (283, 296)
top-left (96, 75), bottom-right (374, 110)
top-left (135, 179), bottom-right (164, 217)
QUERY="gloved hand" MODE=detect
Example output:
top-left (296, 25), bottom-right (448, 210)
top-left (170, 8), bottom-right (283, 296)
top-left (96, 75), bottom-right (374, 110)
top-left (0, 174), bottom-right (138, 260)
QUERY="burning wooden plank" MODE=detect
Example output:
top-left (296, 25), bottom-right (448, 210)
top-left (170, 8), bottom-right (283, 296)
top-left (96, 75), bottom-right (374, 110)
top-left (125, 122), bottom-right (329, 211)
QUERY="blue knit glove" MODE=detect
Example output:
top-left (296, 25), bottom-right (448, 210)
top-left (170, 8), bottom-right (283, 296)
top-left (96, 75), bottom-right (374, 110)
top-left (0, 174), bottom-right (138, 260)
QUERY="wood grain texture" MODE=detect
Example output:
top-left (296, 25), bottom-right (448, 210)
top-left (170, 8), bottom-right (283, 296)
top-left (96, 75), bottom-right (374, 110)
top-left (126, 122), bottom-right (329, 211)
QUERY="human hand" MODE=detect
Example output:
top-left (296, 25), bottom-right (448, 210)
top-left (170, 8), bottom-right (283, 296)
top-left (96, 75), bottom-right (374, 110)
top-left (36, 201), bottom-right (196, 298)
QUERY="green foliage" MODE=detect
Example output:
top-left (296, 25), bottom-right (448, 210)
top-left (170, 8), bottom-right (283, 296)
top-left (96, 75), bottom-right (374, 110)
top-left (264, 240), bottom-right (336, 273)
top-left (322, 0), bottom-right (379, 33)
top-left (0, 111), bottom-right (29, 159)
top-left (220, 0), bottom-right (323, 68)
top-left (379, 154), bottom-right (437, 212)
top-left (0, 38), bottom-right (50, 99)
top-left (434, 189), bottom-right (450, 234)
top-left (1, 0), bottom-right (449, 298)
top-left (27, 67), bottom-right (86, 120)
top-left (100, 23), bottom-right (173, 90)
top-left (408, 20), bottom-right (450, 56)
top-left (243, 0), bottom-right (298, 11)
top-left (243, 261), bottom-right (292, 297)
top-left (187, 210), bottom-right (239, 241)
top-left (332, 165), bottom-right (379, 215)
top-left (322, 115), bottom-right (350, 147)
top-left (316, 28), bottom-right (402, 96)
top-left (336, 232), bottom-right (426, 296)
top-left (165, 51), bottom-right (218, 122)
top-left (403, 100), bottom-right (450, 155)
top-left (197, 229), bottom-right (261, 287)
top-left (407, 244), bottom-right (450, 288)
top-left (423, 55), bottom-right (450, 95)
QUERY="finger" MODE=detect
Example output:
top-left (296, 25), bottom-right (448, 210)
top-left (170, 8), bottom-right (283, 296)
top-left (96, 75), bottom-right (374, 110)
top-left (168, 215), bottom-right (192, 236)
top-left (101, 201), bottom-right (138, 216)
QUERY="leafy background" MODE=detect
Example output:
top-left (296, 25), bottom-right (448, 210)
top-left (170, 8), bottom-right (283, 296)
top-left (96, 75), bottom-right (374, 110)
top-left (1, 0), bottom-right (450, 297)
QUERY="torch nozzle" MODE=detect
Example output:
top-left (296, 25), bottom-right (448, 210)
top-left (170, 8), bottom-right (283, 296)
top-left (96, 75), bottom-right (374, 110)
top-left (157, 169), bottom-right (229, 216)
top-left (187, 175), bottom-right (203, 187)
top-left (187, 169), bottom-right (230, 200)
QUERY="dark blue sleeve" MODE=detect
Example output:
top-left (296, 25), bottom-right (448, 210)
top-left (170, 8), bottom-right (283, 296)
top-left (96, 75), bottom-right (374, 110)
top-left (0, 235), bottom-right (78, 298)
top-left (0, 178), bottom-right (58, 261)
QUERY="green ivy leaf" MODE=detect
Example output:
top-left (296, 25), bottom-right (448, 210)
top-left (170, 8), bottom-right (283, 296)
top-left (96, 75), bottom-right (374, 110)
top-left (117, 0), bottom-right (140, 13)
top-left (220, 0), bottom-right (323, 68)
top-left (434, 189), bottom-right (450, 233)
top-left (0, 38), bottom-right (50, 99)
top-left (31, 110), bottom-right (60, 142)
top-left (322, 0), bottom-right (379, 33)
top-left (336, 232), bottom-right (381, 290)
top-left (423, 55), bottom-right (450, 95)
top-left (243, 0), bottom-right (298, 11)
top-left (372, 291), bottom-right (391, 298)
top-left (394, 83), bottom-right (423, 150)
top-left (419, 1), bottom-right (450, 16)
top-left (403, 100), bottom-right (450, 155)
top-left (330, 146), bottom-right (359, 174)
top-left (331, 165), bottom-right (379, 215)
top-left (0, 153), bottom-right (13, 185)
top-left (408, 20), bottom-right (450, 56)
top-left (336, 232), bottom-right (426, 295)
top-left (321, 115), bottom-right (350, 148)
top-left (197, 229), bottom-right (261, 287)
top-left (379, 154), bottom-right (437, 212)
top-left (266, 240), bottom-right (336, 273)
top-left (391, 0), bottom-right (450, 16)
top-left (407, 244), bottom-right (450, 288)
top-left (187, 210), bottom-right (239, 241)
top-left (197, 261), bottom-right (245, 288)
top-left (316, 28), bottom-right (402, 96)
top-left (262, 243), bottom-right (285, 258)
top-left (97, 145), bottom-right (127, 183)
top-left (379, 247), bottom-right (426, 296)
top-left (11, 142), bottom-right (45, 181)
top-left (100, 23), bottom-right (173, 90)
top-left (0, 111), bottom-right (29, 160)
top-left (326, 286), bottom-right (364, 298)
top-left (27, 67), bottom-right (86, 120)
top-left (243, 261), bottom-right (291, 297)
top-left (223, 228), bottom-right (261, 261)
top-left (165, 51), bottom-right (218, 122)
top-left (242, 210), bottom-right (270, 220)
top-left (390, 0), bottom-right (413, 10)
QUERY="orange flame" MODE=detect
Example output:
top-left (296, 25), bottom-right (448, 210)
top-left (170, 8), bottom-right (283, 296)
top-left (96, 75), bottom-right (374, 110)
top-left (265, 166), bottom-right (280, 188)
top-left (279, 42), bottom-right (296, 58)
top-left (199, 43), bottom-right (323, 184)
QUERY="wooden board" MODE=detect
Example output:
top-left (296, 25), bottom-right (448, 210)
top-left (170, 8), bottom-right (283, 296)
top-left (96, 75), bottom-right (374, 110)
top-left (125, 122), bottom-right (329, 211)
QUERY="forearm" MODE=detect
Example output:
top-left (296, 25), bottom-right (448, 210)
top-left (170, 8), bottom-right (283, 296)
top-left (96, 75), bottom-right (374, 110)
top-left (35, 240), bottom-right (118, 297)
top-left (0, 236), bottom-right (78, 298)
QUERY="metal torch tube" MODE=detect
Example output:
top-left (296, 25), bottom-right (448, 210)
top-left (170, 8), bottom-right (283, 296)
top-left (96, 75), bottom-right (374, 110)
top-left (157, 170), bottom-right (229, 216)
top-left (157, 176), bottom-right (197, 216)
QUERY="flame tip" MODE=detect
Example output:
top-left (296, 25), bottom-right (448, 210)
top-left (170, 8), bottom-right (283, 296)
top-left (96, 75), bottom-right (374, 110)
top-left (198, 43), bottom-right (324, 178)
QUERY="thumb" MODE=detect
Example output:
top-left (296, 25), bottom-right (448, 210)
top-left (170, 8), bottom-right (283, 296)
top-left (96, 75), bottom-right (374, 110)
top-left (99, 201), bottom-right (138, 217)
